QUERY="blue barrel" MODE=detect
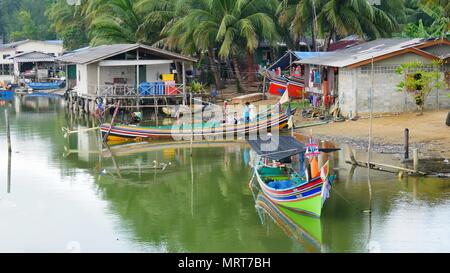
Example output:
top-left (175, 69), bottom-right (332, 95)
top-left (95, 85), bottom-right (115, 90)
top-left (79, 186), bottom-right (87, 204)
top-left (156, 82), bottom-right (165, 95)
top-left (140, 82), bottom-right (155, 96)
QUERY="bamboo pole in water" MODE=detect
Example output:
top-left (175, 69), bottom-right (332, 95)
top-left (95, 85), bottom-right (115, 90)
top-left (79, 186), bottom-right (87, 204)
top-left (5, 109), bottom-right (12, 193)
top-left (366, 57), bottom-right (374, 216)
top-left (5, 109), bottom-right (11, 153)
top-left (7, 148), bottom-right (11, 193)
top-left (413, 149), bottom-right (419, 173)
top-left (103, 101), bottom-right (121, 142)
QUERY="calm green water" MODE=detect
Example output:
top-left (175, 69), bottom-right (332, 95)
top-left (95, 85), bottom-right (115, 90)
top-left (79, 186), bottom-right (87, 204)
top-left (1, 96), bottom-right (450, 253)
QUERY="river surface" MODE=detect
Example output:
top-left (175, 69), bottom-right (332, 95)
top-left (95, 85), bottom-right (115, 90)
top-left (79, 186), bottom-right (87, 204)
top-left (0, 95), bottom-right (450, 253)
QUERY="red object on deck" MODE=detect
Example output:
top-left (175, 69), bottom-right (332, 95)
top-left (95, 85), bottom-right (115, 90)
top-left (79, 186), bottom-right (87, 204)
top-left (287, 82), bottom-right (304, 99)
top-left (165, 81), bottom-right (178, 95)
top-left (269, 81), bottom-right (287, 96)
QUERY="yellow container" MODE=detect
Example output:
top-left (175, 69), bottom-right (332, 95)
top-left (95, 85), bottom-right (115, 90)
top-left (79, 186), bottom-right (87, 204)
top-left (162, 74), bottom-right (175, 81)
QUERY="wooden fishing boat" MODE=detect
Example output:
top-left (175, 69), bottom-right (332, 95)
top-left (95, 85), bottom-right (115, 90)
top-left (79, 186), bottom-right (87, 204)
top-left (101, 109), bottom-right (295, 142)
top-left (248, 136), bottom-right (333, 217)
top-left (255, 193), bottom-right (322, 252)
top-left (28, 80), bottom-right (65, 90)
top-left (0, 89), bottom-right (14, 101)
top-left (268, 77), bottom-right (305, 99)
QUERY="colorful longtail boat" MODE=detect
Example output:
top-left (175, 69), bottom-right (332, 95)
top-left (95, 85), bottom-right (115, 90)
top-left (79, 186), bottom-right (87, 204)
top-left (101, 109), bottom-right (295, 143)
top-left (248, 136), bottom-right (333, 217)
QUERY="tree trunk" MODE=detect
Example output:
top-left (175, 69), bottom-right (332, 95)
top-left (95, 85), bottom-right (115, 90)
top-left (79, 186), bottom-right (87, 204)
top-left (323, 29), bottom-right (335, 52)
top-left (207, 48), bottom-right (224, 89)
top-left (310, 20), bottom-right (317, 51)
top-left (418, 104), bottom-right (424, 116)
top-left (247, 50), bottom-right (256, 83)
top-left (232, 55), bottom-right (245, 93)
top-left (175, 62), bottom-right (182, 83)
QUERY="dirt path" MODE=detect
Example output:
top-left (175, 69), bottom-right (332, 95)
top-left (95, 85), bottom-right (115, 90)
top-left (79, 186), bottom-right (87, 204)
top-left (295, 110), bottom-right (450, 159)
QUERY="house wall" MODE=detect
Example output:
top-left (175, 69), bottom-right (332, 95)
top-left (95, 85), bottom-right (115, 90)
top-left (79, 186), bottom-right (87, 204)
top-left (76, 64), bottom-right (88, 96)
top-left (338, 53), bottom-right (450, 116)
top-left (14, 41), bottom-right (64, 56)
top-left (98, 65), bottom-right (135, 86)
top-left (146, 63), bottom-right (171, 82)
top-left (75, 63), bottom-right (172, 95)
top-left (421, 44), bottom-right (450, 57)
top-left (0, 49), bottom-right (15, 60)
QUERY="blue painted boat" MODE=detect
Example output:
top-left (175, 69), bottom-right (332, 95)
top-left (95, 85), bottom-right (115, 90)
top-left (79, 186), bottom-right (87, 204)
top-left (28, 81), bottom-right (65, 90)
top-left (0, 90), bottom-right (14, 101)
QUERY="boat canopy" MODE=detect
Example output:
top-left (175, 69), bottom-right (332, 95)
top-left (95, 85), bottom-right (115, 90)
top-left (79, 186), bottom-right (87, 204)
top-left (247, 136), bottom-right (306, 161)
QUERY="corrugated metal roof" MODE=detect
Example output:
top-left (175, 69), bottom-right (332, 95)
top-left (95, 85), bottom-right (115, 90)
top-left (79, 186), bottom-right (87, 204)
top-left (247, 136), bottom-right (306, 161)
top-left (0, 39), bottom-right (31, 50)
top-left (268, 51), bottom-right (333, 70)
top-left (297, 38), bottom-right (429, 67)
top-left (0, 40), bottom-right (63, 51)
top-left (11, 51), bottom-right (56, 63)
top-left (57, 44), bottom-right (197, 64)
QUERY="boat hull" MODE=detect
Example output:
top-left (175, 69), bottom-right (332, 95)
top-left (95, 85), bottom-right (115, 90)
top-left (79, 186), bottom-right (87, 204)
top-left (256, 193), bottom-right (322, 250)
top-left (101, 112), bottom-right (291, 143)
top-left (28, 81), bottom-right (64, 90)
top-left (255, 164), bottom-right (330, 217)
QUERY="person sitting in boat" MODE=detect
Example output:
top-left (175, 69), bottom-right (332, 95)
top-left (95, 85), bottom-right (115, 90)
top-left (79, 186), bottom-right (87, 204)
top-left (129, 112), bottom-right (143, 125)
top-left (243, 102), bottom-right (250, 123)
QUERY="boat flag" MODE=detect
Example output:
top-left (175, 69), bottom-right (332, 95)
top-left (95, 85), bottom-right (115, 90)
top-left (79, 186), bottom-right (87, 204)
top-left (321, 160), bottom-right (332, 205)
top-left (288, 115), bottom-right (294, 129)
top-left (279, 88), bottom-right (289, 105)
top-left (320, 160), bottom-right (330, 182)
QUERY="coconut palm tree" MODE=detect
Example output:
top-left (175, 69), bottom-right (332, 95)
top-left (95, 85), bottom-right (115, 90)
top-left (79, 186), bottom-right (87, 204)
top-left (318, 0), bottom-right (399, 50)
top-left (278, 0), bottom-right (402, 52)
top-left (46, 0), bottom-right (90, 50)
top-left (420, 0), bottom-right (450, 17)
top-left (166, 0), bottom-right (278, 92)
top-left (277, 0), bottom-right (322, 51)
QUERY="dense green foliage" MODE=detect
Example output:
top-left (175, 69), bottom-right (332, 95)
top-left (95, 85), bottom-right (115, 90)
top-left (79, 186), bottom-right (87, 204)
top-left (0, 0), bottom-right (56, 42)
top-left (1, 0), bottom-right (447, 48)
top-left (0, 0), bottom-right (447, 89)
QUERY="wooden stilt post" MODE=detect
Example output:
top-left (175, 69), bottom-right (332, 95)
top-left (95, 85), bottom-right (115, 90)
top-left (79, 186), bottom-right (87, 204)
top-left (404, 128), bottom-right (409, 160)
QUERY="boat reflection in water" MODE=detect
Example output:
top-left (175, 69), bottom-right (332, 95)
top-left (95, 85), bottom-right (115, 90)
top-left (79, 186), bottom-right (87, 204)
top-left (255, 192), bottom-right (323, 253)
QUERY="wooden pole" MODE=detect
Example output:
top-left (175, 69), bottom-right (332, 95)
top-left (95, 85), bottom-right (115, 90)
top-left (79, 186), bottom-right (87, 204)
top-left (262, 76), bottom-right (266, 100)
top-left (346, 145), bottom-right (357, 164)
top-left (5, 109), bottom-right (12, 193)
top-left (5, 109), bottom-right (11, 153)
top-left (367, 57), bottom-right (374, 165)
top-left (404, 128), bottom-right (410, 159)
top-left (103, 101), bottom-right (121, 142)
top-left (413, 148), bottom-right (419, 173)
top-left (182, 62), bottom-right (187, 106)
top-left (7, 146), bottom-right (11, 193)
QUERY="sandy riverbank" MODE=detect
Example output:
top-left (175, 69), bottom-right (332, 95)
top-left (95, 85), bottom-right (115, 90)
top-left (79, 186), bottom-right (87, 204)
top-left (217, 92), bottom-right (449, 159)
top-left (294, 110), bottom-right (450, 159)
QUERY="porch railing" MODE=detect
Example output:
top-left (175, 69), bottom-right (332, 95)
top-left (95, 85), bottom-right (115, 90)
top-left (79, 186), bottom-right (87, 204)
top-left (90, 83), bottom-right (184, 97)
